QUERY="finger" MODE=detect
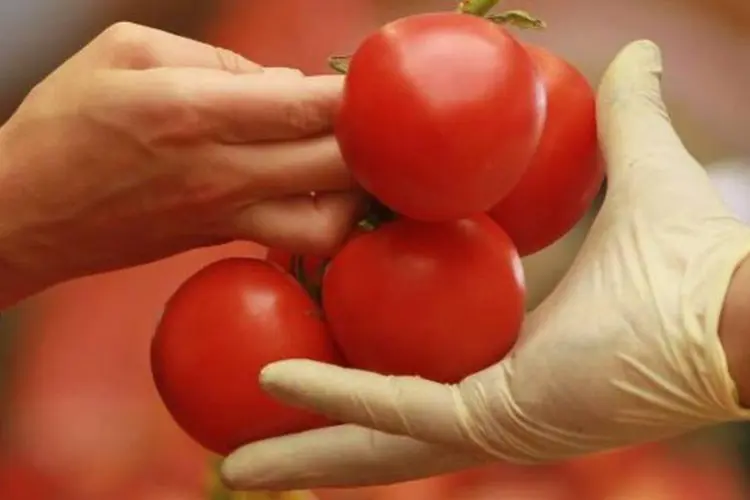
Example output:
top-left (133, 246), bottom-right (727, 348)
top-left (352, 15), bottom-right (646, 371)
top-left (208, 73), bottom-right (344, 142)
top-left (597, 40), bottom-right (697, 186)
top-left (198, 135), bottom-right (353, 197)
top-left (139, 69), bottom-right (344, 142)
top-left (96, 22), bottom-right (262, 72)
top-left (228, 192), bottom-right (365, 256)
top-left (221, 424), bottom-right (488, 490)
top-left (263, 67), bottom-right (305, 78)
top-left (597, 40), bottom-right (730, 213)
top-left (96, 69), bottom-right (345, 144)
top-left (256, 360), bottom-right (492, 455)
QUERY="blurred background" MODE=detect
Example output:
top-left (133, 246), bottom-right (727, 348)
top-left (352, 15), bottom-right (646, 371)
top-left (1, 0), bottom-right (750, 498)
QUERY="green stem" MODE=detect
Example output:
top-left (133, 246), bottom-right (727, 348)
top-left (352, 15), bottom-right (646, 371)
top-left (487, 10), bottom-right (546, 29)
top-left (457, 0), bottom-right (502, 16)
top-left (329, 55), bottom-right (350, 74)
top-left (292, 254), bottom-right (323, 306)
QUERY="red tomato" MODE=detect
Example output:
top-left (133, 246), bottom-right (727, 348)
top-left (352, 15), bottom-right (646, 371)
top-left (336, 13), bottom-right (544, 221)
top-left (151, 258), bottom-right (341, 456)
top-left (322, 215), bottom-right (525, 383)
top-left (488, 44), bottom-right (603, 256)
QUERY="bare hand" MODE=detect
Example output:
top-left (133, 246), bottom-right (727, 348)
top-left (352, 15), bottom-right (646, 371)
top-left (0, 23), bottom-right (359, 304)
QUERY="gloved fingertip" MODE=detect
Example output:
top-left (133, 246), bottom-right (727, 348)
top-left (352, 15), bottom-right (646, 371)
top-left (259, 359), bottom-right (336, 402)
top-left (219, 456), bottom-right (245, 489)
top-left (261, 359), bottom-right (319, 384)
top-left (596, 39), bottom-right (685, 182)
top-left (598, 39), bottom-right (664, 112)
top-left (619, 39), bottom-right (662, 71)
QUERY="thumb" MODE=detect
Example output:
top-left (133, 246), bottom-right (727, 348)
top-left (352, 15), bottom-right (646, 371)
top-left (597, 40), bottom-right (694, 187)
top-left (596, 40), bottom-right (731, 217)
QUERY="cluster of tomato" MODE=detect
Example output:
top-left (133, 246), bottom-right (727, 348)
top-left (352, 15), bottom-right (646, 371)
top-left (150, 7), bottom-right (602, 458)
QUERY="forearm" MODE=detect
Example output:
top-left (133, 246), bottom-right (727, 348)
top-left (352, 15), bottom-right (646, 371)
top-left (719, 254), bottom-right (750, 407)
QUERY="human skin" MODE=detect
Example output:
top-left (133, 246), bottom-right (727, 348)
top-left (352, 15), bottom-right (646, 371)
top-left (719, 256), bottom-right (750, 406)
top-left (0, 22), bottom-right (360, 308)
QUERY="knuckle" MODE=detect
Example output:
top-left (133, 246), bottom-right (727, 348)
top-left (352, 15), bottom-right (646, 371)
top-left (97, 22), bottom-right (155, 68)
top-left (214, 47), bottom-right (249, 73)
top-left (100, 73), bottom-right (201, 145)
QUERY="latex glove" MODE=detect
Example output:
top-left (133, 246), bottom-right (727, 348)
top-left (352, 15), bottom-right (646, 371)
top-left (221, 40), bottom-right (750, 490)
top-left (0, 23), bottom-right (357, 307)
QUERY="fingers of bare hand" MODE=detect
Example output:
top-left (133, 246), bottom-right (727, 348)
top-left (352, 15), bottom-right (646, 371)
top-left (195, 73), bottom-right (345, 142)
top-left (93, 22), bottom-right (262, 73)
top-left (227, 192), bottom-right (365, 256)
top-left (196, 135), bottom-right (352, 198)
top-left (98, 69), bottom-right (344, 143)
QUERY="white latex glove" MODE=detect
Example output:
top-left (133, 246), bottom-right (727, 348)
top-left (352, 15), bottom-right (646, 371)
top-left (221, 40), bottom-right (750, 490)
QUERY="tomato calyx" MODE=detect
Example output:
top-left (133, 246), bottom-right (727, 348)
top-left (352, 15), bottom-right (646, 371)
top-left (328, 4), bottom-right (546, 75)
top-left (328, 55), bottom-right (351, 74)
top-left (456, 0), bottom-right (501, 16)
top-left (360, 197), bottom-right (398, 230)
top-left (458, 0), bottom-right (546, 28)
top-left (485, 10), bottom-right (546, 29)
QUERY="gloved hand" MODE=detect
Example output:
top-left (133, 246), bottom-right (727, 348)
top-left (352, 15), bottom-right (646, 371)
top-left (221, 40), bottom-right (750, 490)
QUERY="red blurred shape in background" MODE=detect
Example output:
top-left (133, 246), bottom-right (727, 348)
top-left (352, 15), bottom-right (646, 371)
top-left (5, 242), bottom-right (261, 498)
top-left (205, 0), bottom-right (376, 73)
top-left (0, 453), bottom-right (66, 500)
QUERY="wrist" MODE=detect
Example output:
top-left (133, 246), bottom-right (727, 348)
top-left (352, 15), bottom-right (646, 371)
top-left (719, 252), bottom-right (750, 407)
top-left (0, 126), bottom-right (47, 308)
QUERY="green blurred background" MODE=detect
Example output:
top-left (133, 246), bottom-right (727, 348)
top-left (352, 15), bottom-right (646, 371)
top-left (1, 0), bottom-right (750, 498)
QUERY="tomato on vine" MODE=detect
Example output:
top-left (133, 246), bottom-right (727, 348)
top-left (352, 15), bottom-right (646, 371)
top-left (322, 214), bottom-right (525, 383)
top-left (489, 44), bottom-right (603, 256)
top-left (151, 258), bottom-right (340, 456)
top-left (335, 12), bottom-right (545, 221)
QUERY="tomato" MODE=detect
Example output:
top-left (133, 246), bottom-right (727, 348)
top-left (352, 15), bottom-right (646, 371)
top-left (488, 44), bottom-right (603, 257)
top-left (336, 13), bottom-right (545, 222)
top-left (322, 214), bottom-right (525, 383)
top-left (150, 258), bottom-right (341, 456)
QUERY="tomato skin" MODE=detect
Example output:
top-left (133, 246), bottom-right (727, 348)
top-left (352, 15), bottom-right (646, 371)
top-left (322, 215), bottom-right (525, 383)
top-left (336, 13), bottom-right (545, 222)
top-left (150, 258), bottom-right (340, 456)
top-left (488, 44), bottom-right (603, 256)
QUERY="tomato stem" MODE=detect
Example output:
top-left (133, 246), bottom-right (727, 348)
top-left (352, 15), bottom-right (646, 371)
top-left (457, 0), bottom-right (502, 16)
top-left (358, 197), bottom-right (397, 231)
